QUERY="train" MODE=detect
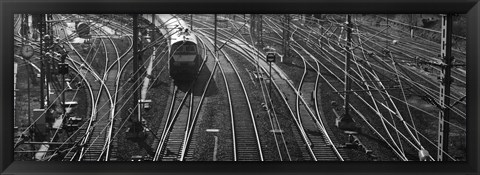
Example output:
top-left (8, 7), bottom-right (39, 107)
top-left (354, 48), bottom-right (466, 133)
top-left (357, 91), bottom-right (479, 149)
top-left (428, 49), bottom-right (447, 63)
top-left (141, 14), bottom-right (201, 79)
top-left (75, 22), bottom-right (90, 38)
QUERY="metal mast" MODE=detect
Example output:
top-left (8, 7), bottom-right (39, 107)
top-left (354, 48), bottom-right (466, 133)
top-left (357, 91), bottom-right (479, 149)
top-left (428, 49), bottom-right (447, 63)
top-left (282, 14), bottom-right (290, 63)
top-left (39, 14), bottom-right (45, 109)
top-left (335, 14), bottom-right (356, 131)
top-left (343, 14), bottom-right (353, 120)
top-left (437, 14), bottom-right (453, 161)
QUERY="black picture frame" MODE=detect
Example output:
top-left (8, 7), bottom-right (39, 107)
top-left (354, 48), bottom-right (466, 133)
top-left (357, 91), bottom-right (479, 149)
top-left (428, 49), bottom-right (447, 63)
top-left (1, 0), bottom-right (479, 174)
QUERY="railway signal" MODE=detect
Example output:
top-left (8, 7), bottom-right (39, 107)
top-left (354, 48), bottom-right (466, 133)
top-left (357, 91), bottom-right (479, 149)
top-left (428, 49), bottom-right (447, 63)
top-left (266, 52), bottom-right (276, 108)
top-left (266, 52), bottom-right (276, 62)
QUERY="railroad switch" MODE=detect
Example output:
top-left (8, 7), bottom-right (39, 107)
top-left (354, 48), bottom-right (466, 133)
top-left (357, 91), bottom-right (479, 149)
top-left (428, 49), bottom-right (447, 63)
top-left (342, 131), bottom-right (359, 149)
top-left (126, 122), bottom-right (147, 141)
top-left (131, 155), bottom-right (145, 161)
top-left (342, 130), bottom-right (379, 160)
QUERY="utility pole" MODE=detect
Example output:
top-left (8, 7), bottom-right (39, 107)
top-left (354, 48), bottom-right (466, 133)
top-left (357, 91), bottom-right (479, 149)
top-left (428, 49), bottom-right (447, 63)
top-left (214, 14), bottom-right (217, 57)
top-left (39, 14), bottom-right (45, 109)
top-left (253, 14), bottom-right (260, 45)
top-left (190, 14), bottom-right (193, 31)
top-left (45, 42), bottom-right (51, 111)
top-left (386, 15), bottom-right (389, 49)
top-left (62, 60), bottom-right (65, 118)
top-left (151, 14), bottom-right (157, 79)
top-left (410, 14), bottom-right (414, 38)
top-left (21, 14), bottom-right (28, 40)
top-left (437, 14), bottom-right (453, 161)
top-left (336, 14), bottom-right (355, 131)
top-left (259, 15), bottom-right (263, 45)
top-left (19, 11), bottom-right (36, 154)
top-left (60, 52), bottom-right (67, 121)
top-left (344, 14), bottom-right (352, 120)
top-left (45, 14), bottom-right (53, 111)
top-left (250, 14), bottom-right (255, 39)
top-left (132, 14), bottom-right (141, 134)
top-left (21, 14), bottom-right (32, 127)
top-left (319, 22), bottom-right (323, 48)
top-left (152, 14), bottom-right (156, 43)
top-left (282, 14), bottom-right (290, 63)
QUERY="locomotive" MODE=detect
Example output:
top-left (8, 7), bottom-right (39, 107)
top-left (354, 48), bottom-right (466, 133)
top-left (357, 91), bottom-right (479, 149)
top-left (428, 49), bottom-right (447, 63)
top-left (75, 22), bottom-right (90, 38)
top-left (142, 14), bottom-right (200, 79)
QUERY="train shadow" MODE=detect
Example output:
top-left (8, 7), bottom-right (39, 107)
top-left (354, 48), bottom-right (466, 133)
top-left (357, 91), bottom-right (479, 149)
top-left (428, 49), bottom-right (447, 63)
top-left (173, 64), bottom-right (218, 97)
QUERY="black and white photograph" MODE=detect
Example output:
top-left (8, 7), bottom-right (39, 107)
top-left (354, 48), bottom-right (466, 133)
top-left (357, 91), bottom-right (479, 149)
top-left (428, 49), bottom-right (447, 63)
top-left (13, 14), bottom-right (467, 162)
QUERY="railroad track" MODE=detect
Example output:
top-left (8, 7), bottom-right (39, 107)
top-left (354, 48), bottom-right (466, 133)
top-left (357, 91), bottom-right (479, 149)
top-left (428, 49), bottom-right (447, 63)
top-left (153, 15), bottom-right (265, 161)
top-left (192, 15), bottom-right (281, 161)
top-left (232, 14), bottom-right (346, 161)
top-left (193, 15), bottom-right (312, 161)
top-left (52, 14), bottom-right (135, 161)
top-left (320, 16), bottom-right (466, 118)
top-left (13, 15), bottom-right (101, 161)
top-left (221, 17), bottom-right (300, 161)
top-left (290, 15), bottom-right (466, 121)
top-left (323, 15), bottom-right (466, 91)
top-left (198, 32), bottom-right (264, 161)
top-left (56, 18), bottom-right (111, 161)
top-left (192, 14), bottom-right (344, 161)
top-left (263, 15), bottom-right (411, 160)
top-left (63, 18), bottom-right (113, 162)
top-left (260, 16), bottom-right (347, 161)
top-left (354, 23), bottom-right (466, 88)
top-left (254, 59), bottom-right (292, 161)
top-left (156, 84), bottom-right (192, 161)
top-left (198, 13), bottom-right (438, 161)
top-left (265, 15), bottom-right (464, 160)
top-left (193, 16), bottom-right (277, 160)
top-left (152, 30), bottom-right (212, 161)
top-left (14, 14), bottom-right (466, 162)
top-left (76, 14), bottom-right (135, 161)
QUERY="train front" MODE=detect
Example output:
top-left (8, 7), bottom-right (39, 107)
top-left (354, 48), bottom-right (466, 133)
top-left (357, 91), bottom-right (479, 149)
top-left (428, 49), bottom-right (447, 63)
top-left (169, 31), bottom-right (199, 80)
